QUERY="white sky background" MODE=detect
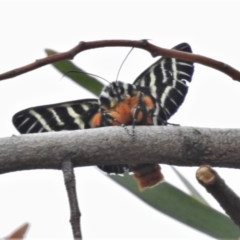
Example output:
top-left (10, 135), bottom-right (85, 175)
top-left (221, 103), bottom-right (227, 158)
top-left (0, 0), bottom-right (240, 239)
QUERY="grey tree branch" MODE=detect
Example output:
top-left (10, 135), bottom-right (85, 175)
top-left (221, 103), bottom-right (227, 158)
top-left (1, 126), bottom-right (240, 174)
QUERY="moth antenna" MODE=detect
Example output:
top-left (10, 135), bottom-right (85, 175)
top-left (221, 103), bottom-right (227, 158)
top-left (62, 70), bottom-right (111, 85)
top-left (115, 47), bottom-right (134, 82)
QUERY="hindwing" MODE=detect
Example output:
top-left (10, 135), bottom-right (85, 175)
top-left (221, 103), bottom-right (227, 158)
top-left (134, 43), bottom-right (194, 124)
top-left (12, 99), bottom-right (100, 134)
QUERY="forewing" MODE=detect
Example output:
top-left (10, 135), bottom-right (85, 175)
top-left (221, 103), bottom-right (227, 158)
top-left (12, 99), bottom-right (100, 134)
top-left (134, 43), bottom-right (194, 123)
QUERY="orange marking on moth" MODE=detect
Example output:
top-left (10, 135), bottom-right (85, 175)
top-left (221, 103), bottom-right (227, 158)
top-left (90, 100), bottom-right (134, 127)
top-left (109, 101), bottom-right (133, 125)
top-left (90, 113), bottom-right (102, 127)
top-left (143, 95), bottom-right (155, 110)
top-left (130, 95), bottom-right (155, 125)
top-left (143, 96), bottom-right (155, 125)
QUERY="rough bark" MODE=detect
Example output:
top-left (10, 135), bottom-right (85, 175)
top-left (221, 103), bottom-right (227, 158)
top-left (0, 126), bottom-right (240, 174)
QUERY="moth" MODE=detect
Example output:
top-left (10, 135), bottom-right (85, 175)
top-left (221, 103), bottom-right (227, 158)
top-left (12, 43), bottom-right (194, 190)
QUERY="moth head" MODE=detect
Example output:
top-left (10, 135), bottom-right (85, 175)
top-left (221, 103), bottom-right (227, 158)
top-left (99, 81), bottom-right (137, 109)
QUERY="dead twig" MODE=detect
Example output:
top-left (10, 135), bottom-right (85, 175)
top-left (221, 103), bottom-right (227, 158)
top-left (196, 165), bottom-right (240, 227)
top-left (0, 39), bottom-right (240, 81)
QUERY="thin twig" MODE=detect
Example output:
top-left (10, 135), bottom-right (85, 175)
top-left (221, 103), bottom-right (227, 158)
top-left (0, 39), bottom-right (240, 81)
top-left (62, 160), bottom-right (82, 240)
top-left (196, 165), bottom-right (240, 227)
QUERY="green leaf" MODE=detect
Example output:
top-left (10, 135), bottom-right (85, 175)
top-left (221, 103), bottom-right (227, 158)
top-left (45, 49), bottom-right (104, 96)
top-left (109, 174), bottom-right (240, 239)
top-left (171, 166), bottom-right (208, 205)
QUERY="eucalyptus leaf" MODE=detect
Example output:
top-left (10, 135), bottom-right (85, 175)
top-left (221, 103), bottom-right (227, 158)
top-left (171, 166), bottom-right (208, 205)
top-left (109, 174), bottom-right (240, 239)
top-left (45, 49), bottom-right (103, 96)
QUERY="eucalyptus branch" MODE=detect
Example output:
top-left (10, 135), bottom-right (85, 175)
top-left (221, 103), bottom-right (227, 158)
top-left (196, 165), bottom-right (240, 227)
top-left (1, 126), bottom-right (240, 174)
top-left (0, 39), bottom-right (240, 81)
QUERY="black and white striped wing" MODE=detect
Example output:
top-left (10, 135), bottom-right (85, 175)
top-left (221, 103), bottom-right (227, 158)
top-left (133, 43), bottom-right (194, 124)
top-left (12, 99), bottom-right (100, 134)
